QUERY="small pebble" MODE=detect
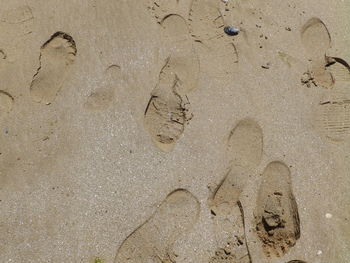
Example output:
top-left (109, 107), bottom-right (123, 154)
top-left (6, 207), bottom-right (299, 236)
top-left (317, 250), bottom-right (323, 256)
top-left (224, 26), bottom-right (240, 36)
top-left (325, 213), bottom-right (333, 218)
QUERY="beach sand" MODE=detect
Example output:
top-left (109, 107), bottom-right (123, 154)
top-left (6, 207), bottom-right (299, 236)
top-left (0, 0), bottom-right (349, 262)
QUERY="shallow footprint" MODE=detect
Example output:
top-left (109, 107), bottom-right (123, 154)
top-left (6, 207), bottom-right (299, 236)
top-left (114, 189), bottom-right (199, 263)
top-left (84, 65), bottom-right (120, 111)
top-left (0, 90), bottom-right (14, 119)
top-left (227, 118), bottom-right (263, 169)
top-left (209, 119), bottom-right (263, 263)
top-left (160, 14), bottom-right (200, 95)
top-left (30, 31), bottom-right (77, 104)
top-left (189, 0), bottom-right (238, 76)
top-left (301, 18), bottom-right (334, 88)
top-left (150, 0), bottom-right (192, 23)
top-left (255, 161), bottom-right (300, 258)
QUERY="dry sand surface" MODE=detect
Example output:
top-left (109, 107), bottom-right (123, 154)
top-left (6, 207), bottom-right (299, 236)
top-left (0, 0), bottom-right (350, 262)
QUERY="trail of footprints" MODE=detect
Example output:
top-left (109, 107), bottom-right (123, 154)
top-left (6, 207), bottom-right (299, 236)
top-left (115, 118), bottom-right (304, 263)
top-left (2, 2), bottom-right (344, 263)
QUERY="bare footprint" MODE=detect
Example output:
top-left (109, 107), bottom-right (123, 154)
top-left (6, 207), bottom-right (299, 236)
top-left (114, 189), bottom-right (199, 263)
top-left (209, 119), bottom-right (263, 263)
top-left (0, 90), bottom-right (14, 119)
top-left (30, 31), bottom-right (77, 104)
top-left (144, 15), bottom-right (198, 152)
top-left (301, 18), bottom-right (334, 89)
top-left (255, 161), bottom-right (300, 258)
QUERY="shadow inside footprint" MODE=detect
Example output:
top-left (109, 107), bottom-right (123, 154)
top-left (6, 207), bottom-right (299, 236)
top-left (114, 189), bottom-right (199, 263)
top-left (30, 31), bottom-right (77, 105)
top-left (255, 161), bottom-right (300, 258)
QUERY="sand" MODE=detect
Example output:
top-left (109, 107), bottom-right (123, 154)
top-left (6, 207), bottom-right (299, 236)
top-left (0, 0), bottom-right (349, 262)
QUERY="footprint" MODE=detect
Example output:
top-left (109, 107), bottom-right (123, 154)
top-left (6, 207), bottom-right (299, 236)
top-left (189, 0), bottom-right (238, 76)
top-left (301, 18), bottom-right (334, 89)
top-left (144, 15), bottom-right (198, 152)
top-left (301, 19), bottom-right (350, 141)
top-left (160, 14), bottom-right (200, 95)
top-left (84, 65), bottom-right (120, 111)
top-left (144, 61), bottom-right (192, 152)
top-left (227, 118), bottom-right (263, 169)
top-left (0, 90), bottom-right (14, 119)
top-left (255, 161), bottom-right (300, 258)
top-left (84, 88), bottom-right (114, 111)
top-left (208, 119), bottom-right (263, 263)
top-left (30, 31), bottom-right (77, 105)
top-left (150, 0), bottom-right (192, 23)
top-left (1, 6), bottom-right (33, 24)
top-left (315, 85), bottom-right (350, 142)
top-left (114, 189), bottom-right (199, 263)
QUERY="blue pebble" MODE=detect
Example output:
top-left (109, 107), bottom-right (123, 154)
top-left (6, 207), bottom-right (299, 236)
top-left (224, 26), bottom-right (240, 36)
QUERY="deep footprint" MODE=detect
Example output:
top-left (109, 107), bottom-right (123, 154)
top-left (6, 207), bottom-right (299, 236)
top-left (114, 189), bottom-right (199, 263)
top-left (255, 161), bottom-right (300, 258)
top-left (301, 18), bottom-right (333, 88)
top-left (30, 31), bottom-right (77, 104)
top-left (209, 119), bottom-right (263, 263)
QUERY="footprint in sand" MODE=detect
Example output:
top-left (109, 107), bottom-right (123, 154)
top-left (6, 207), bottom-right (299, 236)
top-left (255, 161), bottom-right (300, 258)
top-left (1, 5), bottom-right (33, 24)
top-left (189, 0), bottom-right (238, 76)
top-left (144, 14), bottom-right (199, 152)
top-left (301, 18), bottom-right (350, 142)
top-left (150, 0), bottom-right (193, 23)
top-left (84, 65), bottom-right (120, 111)
top-left (30, 31), bottom-right (77, 105)
top-left (0, 90), bottom-right (14, 119)
top-left (301, 18), bottom-right (334, 89)
top-left (209, 118), bottom-right (263, 263)
top-left (315, 84), bottom-right (350, 142)
top-left (114, 189), bottom-right (199, 263)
